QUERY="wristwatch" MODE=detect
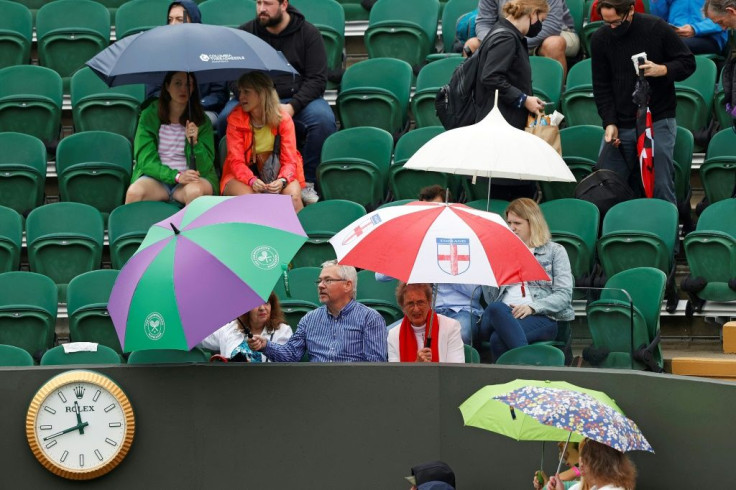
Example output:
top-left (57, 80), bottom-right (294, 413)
top-left (280, 178), bottom-right (288, 190)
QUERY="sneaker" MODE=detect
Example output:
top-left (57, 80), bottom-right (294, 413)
top-left (301, 182), bottom-right (320, 205)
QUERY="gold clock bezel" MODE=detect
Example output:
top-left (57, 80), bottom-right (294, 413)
top-left (26, 370), bottom-right (135, 480)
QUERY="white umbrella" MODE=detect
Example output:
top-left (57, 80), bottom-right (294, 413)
top-left (404, 95), bottom-right (575, 183)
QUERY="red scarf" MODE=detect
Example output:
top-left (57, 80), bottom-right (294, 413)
top-left (399, 310), bottom-right (441, 363)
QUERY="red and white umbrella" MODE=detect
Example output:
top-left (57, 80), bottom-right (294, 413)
top-left (329, 202), bottom-right (549, 286)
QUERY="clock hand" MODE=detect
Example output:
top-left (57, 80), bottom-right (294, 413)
top-left (42, 422), bottom-right (89, 441)
top-left (74, 401), bottom-right (85, 435)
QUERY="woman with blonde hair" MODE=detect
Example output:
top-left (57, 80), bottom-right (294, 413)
top-left (480, 198), bottom-right (574, 361)
top-left (220, 71), bottom-right (305, 211)
top-left (548, 438), bottom-right (637, 490)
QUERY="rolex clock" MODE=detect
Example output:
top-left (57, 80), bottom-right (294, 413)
top-left (26, 370), bottom-right (135, 480)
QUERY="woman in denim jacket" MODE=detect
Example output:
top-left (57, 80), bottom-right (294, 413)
top-left (481, 198), bottom-right (574, 361)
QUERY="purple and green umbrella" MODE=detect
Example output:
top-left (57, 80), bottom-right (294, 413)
top-left (108, 194), bottom-right (307, 352)
top-left (492, 385), bottom-right (653, 453)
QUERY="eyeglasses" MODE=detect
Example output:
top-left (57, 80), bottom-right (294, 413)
top-left (603, 12), bottom-right (628, 27)
top-left (404, 300), bottom-right (429, 310)
top-left (314, 278), bottom-right (348, 285)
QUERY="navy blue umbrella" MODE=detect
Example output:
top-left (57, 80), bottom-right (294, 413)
top-left (86, 23), bottom-right (298, 87)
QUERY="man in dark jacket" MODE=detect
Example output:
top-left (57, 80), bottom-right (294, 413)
top-left (219, 0), bottom-right (336, 204)
top-left (145, 1), bottom-right (229, 123)
top-left (591, 0), bottom-right (695, 204)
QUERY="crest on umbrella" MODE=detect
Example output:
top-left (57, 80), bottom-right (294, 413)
top-left (436, 238), bottom-right (470, 276)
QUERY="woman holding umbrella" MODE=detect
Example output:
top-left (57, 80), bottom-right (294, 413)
top-left (548, 438), bottom-right (637, 490)
top-left (480, 198), bottom-right (574, 361)
top-left (126, 71), bottom-right (218, 206)
top-left (221, 72), bottom-right (305, 212)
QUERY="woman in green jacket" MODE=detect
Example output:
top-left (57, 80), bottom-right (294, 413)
top-left (126, 71), bottom-right (217, 206)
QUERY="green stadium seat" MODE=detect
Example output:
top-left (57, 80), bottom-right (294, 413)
top-left (463, 199), bottom-right (510, 214)
top-left (0, 0), bottom-right (32, 68)
top-left (6, 0), bottom-right (45, 20)
top-left (26, 202), bottom-right (105, 301)
top-left (67, 270), bottom-right (123, 354)
top-left (378, 199), bottom-right (418, 209)
top-left (317, 126), bottom-right (394, 209)
top-left (114, 0), bottom-right (169, 39)
top-left (530, 56), bottom-right (564, 112)
top-left (0, 271), bottom-right (57, 356)
top-left (560, 59), bottom-right (600, 127)
top-left (36, 0), bottom-right (110, 91)
top-left (389, 127), bottom-right (454, 200)
top-left (0, 206), bottom-right (22, 273)
top-left (40, 343), bottom-right (122, 365)
top-left (285, 266), bottom-right (322, 304)
top-left (427, 0), bottom-right (477, 60)
top-left (539, 125), bottom-right (602, 201)
top-left (290, 0), bottom-right (345, 85)
top-left (700, 128), bottom-right (736, 206)
top-left (108, 201), bottom-right (180, 269)
top-left (683, 199), bottom-right (736, 303)
top-left (0, 132), bottom-right (47, 216)
top-left (0, 65), bottom-right (63, 146)
top-left (356, 269), bottom-right (403, 325)
top-left (0, 343), bottom-right (35, 366)
top-left (71, 67), bottom-right (145, 141)
top-left (95, 0), bottom-right (127, 24)
top-left (580, 21), bottom-right (602, 58)
top-left (364, 0), bottom-right (440, 70)
top-left (672, 126), bottom-right (694, 208)
top-left (586, 267), bottom-right (666, 370)
top-left (336, 58), bottom-right (412, 137)
top-left (56, 131), bottom-right (133, 220)
top-left (567, 0), bottom-right (585, 33)
top-left (334, 0), bottom-right (369, 21)
top-left (495, 344), bottom-right (565, 366)
top-left (292, 200), bottom-right (367, 268)
top-left (411, 58), bottom-right (463, 128)
top-left (674, 55), bottom-right (716, 146)
top-left (464, 344), bottom-right (481, 364)
top-left (714, 67), bottom-right (731, 132)
top-left (199, 0), bottom-right (255, 28)
top-left (127, 347), bottom-right (210, 364)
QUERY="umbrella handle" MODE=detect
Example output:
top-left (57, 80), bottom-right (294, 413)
top-left (554, 432), bottom-right (573, 476)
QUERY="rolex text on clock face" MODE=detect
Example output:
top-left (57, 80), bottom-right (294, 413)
top-left (27, 371), bottom-right (135, 480)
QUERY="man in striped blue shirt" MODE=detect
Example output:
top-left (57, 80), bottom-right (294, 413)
top-left (248, 260), bottom-right (388, 362)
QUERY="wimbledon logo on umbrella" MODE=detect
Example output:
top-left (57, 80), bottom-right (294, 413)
top-left (251, 245), bottom-right (279, 270)
top-left (199, 53), bottom-right (246, 64)
top-left (144, 312), bottom-right (165, 341)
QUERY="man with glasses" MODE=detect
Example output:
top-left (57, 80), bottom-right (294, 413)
top-left (387, 283), bottom-right (465, 363)
top-left (247, 260), bottom-right (387, 362)
top-left (590, 0), bottom-right (694, 205)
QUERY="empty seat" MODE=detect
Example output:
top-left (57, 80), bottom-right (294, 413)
top-left (36, 0), bottom-right (110, 90)
top-left (0, 0), bottom-right (32, 68)
top-left (0, 343), bottom-right (35, 366)
top-left (127, 347), bottom-right (210, 364)
top-left (674, 55), bottom-right (716, 144)
top-left (0, 132), bottom-right (46, 216)
top-left (427, 0), bottom-right (478, 61)
top-left (292, 200), bottom-right (367, 268)
top-left (336, 58), bottom-right (412, 137)
top-left (71, 67), bottom-right (145, 141)
top-left (56, 130), bottom-right (133, 219)
top-left (290, 0), bottom-right (345, 84)
top-left (317, 126), bottom-right (394, 209)
top-left (530, 56), bottom-right (564, 112)
top-left (699, 128), bottom-right (736, 206)
top-left (26, 202), bottom-right (105, 301)
top-left (411, 58), bottom-right (463, 128)
top-left (495, 344), bottom-right (565, 366)
top-left (464, 344), bottom-right (481, 364)
top-left (67, 270), bottom-right (123, 354)
top-left (389, 127), bottom-right (452, 200)
top-left (560, 59), bottom-right (600, 127)
top-left (0, 271), bottom-right (57, 356)
top-left (114, 0), bottom-right (170, 39)
top-left (364, 0), bottom-right (440, 70)
top-left (356, 269), bottom-right (403, 325)
top-left (40, 343), bottom-right (122, 365)
top-left (0, 65), bottom-right (63, 146)
top-left (0, 206), bottom-right (22, 273)
top-left (334, 0), bottom-right (370, 22)
top-left (108, 201), bottom-right (180, 269)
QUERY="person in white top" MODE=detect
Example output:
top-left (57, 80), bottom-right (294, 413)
top-left (387, 283), bottom-right (465, 363)
top-left (548, 438), bottom-right (637, 490)
top-left (200, 292), bottom-right (292, 362)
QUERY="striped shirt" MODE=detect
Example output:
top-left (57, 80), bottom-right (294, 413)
top-left (158, 124), bottom-right (187, 172)
top-left (263, 300), bottom-right (388, 362)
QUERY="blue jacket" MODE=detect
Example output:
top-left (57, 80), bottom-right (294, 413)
top-left (482, 241), bottom-right (575, 322)
top-left (650, 0), bottom-right (728, 50)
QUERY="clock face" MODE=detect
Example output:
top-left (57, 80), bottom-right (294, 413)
top-left (26, 370), bottom-right (135, 480)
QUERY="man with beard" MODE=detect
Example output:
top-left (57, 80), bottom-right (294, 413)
top-left (590, 0), bottom-right (694, 204)
top-left (225, 0), bottom-right (336, 205)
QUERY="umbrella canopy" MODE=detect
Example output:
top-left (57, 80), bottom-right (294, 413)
top-left (459, 380), bottom-right (625, 443)
top-left (86, 23), bottom-right (297, 86)
top-left (108, 194), bottom-right (307, 352)
top-left (634, 68), bottom-right (655, 198)
top-left (493, 385), bottom-right (654, 453)
top-left (329, 201), bottom-right (549, 286)
top-left (403, 103), bottom-right (575, 183)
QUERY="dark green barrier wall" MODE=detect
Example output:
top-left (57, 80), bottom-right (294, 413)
top-left (1, 364), bottom-right (733, 488)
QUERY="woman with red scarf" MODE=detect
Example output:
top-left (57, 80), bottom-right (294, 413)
top-left (387, 283), bottom-right (465, 363)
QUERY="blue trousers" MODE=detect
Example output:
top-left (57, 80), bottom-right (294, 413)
top-left (481, 302), bottom-right (557, 361)
top-left (435, 308), bottom-right (481, 346)
top-left (597, 118), bottom-right (677, 205)
top-left (217, 97), bottom-right (336, 183)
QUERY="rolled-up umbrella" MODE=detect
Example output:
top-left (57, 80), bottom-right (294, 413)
top-left (633, 58), bottom-right (655, 198)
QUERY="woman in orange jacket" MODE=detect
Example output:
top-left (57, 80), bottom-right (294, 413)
top-left (221, 72), bottom-right (305, 211)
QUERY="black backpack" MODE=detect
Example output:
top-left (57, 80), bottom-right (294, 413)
top-left (574, 169), bottom-right (636, 222)
top-left (434, 27), bottom-right (511, 130)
